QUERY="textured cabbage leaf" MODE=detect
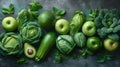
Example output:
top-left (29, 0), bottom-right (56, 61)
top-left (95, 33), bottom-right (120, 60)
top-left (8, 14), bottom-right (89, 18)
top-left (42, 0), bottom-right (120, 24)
top-left (20, 22), bottom-right (42, 44)
top-left (56, 35), bottom-right (75, 54)
top-left (0, 32), bottom-right (23, 55)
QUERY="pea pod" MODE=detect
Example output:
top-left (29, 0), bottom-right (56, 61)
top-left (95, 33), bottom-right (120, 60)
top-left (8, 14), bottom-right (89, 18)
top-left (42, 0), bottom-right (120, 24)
top-left (35, 32), bottom-right (56, 61)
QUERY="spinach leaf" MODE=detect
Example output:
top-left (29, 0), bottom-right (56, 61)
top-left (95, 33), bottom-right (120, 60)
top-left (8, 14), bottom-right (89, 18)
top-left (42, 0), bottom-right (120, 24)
top-left (2, 4), bottom-right (15, 15)
top-left (97, 53), bottom-right (113, 63)
top-left (79, 49), bottom-right (94, 58)
top-left (28, 9), bottom-right (39, 21)
top-left (17, 58), bottom-right (28, 64)
top-left (29, 1), bottom-right (42, 11)
top-left (53, 7), bottom-right (66, 16)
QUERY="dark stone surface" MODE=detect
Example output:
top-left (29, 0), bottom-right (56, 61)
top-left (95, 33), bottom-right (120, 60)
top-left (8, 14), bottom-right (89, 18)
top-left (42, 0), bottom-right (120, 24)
top-left (0, 0), bottom-right (120, 67)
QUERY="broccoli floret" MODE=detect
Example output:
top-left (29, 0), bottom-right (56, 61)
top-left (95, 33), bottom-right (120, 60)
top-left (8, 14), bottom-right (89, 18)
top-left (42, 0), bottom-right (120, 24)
top-left (113, 25), bottom-right (120, 33)
top-left (89, 9), bottom-right (120, 41)
top-left (102, 19), bottom-right (108, 27)
top-left (108, 34), bottom-right (119, 41)
top-left (101, 27), bottom-right (113, 34)
top-left (117, 19), bottom-right (120, 25)
top-left (98, 10), bottom-right (104, 18)
top-left (110, 18), bottom-right (118, 28)
top-left (94, 16), bottom-right (103, 28)
top-left (97, 29), bottom-right (107, 38)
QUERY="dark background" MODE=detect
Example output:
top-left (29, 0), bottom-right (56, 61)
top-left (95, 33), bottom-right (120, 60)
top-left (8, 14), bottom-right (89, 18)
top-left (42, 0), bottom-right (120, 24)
top-left (0, 0), bottom-right (120, 67)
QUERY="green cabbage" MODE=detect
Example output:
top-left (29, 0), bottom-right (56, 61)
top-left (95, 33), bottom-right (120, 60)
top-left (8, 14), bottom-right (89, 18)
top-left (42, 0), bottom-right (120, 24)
top-left (20, 21), bottom-right (42, 44)
top-left (0, 32), bottom-right (23, 55)
top-left (56, 35), bottom-right (75, 54)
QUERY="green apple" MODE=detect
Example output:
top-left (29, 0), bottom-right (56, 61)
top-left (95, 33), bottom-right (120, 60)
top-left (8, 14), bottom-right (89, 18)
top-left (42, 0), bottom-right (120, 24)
top-left (2, 17), bottom-right (18, 31)
top-left (87, 37), bottom-right (102, 51)
top-left (104, 38), bottom-right (119, 51)
top-left (55, 19), bottom-right (70, 34)
top-left (82, 21), bottom-right (96, 36)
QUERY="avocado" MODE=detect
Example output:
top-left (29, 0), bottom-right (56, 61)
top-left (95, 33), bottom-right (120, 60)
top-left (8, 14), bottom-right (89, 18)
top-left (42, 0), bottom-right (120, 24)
top-left (24, 43), bottom-right (36, 58)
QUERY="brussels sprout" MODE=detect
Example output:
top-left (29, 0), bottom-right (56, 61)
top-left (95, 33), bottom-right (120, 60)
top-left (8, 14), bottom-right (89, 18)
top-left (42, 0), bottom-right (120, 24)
top-left (20, 21), bottom-right (42, 44)
top-left (70, 11), bottom-right (85, 35)
top-left (0, 32), bottom-right (23, 55)
top-left (74, 32), bottom-right (86, 48)
top-left (56, 35), bottom-right (75, 54)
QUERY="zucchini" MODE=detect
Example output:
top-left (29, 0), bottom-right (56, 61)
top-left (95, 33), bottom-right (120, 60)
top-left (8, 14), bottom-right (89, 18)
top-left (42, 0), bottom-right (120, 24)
top-left (35, 32), bottom-right (56, 61)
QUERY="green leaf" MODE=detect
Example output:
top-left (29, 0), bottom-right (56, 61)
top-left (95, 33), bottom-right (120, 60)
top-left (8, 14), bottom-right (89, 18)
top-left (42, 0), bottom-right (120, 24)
top-left (97, 58), bottom-right (105, 63)
top-left (53, 7), bottom-right (66, 16)
top-left (113, 25), bottom-right (120, 33)
top-left (29, 1), bottom-right (42, 11)
top-left (96, 53), bottom-right (113, 63)
top-left (28, 9), bottom-right (39, 21)
top-left (9, 4), bottom-right (14, 11)
top-left (17, 58), bottom-right (28, 64)
top-left (87, 50), bottom-right (94, 56)
top-left (106, 55), bottom-right (113, 61)
top-left (55, 16), bottom-right (62, 20)
top-left (2, 4), bottom-right (15, 15)
top-left (108, 34), bottom-right (119, 41)
top-left (55, 52), bottom-right (62, 63)
top-left (79, 49), bottom-right (93, 59)
top-left (74, 32), bottom-right (86, 48)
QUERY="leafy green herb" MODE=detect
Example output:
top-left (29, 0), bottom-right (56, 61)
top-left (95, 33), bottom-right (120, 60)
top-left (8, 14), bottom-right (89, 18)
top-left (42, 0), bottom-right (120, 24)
top-left (53, 7), bottom-right (66, 20)
top-left (28, 9), bottom-right (39, 21)
top-left (97, 53), bottom-right (113, 63)
top-left (54, 51), bottom-right (62, 63)
top-left (53, 7), bottom-right (66, 16)
top-left (55, 16), bottom-right (62, 20)
top-left (29, 1), bottom-right (42, 11)
top-left (17, 58), bottom-right (28, 64)
top-left (28, 1), bottom-right (42, 20)
top-left (54, 49), bottom-right (69, 63)
top-left (2, 4), bottom-right (15, 15)
top-left (79, 49), bottom-right (94, 58)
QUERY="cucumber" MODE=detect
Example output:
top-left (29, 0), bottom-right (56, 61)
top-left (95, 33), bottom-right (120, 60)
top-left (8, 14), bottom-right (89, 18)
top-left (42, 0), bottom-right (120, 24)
top-left (35, 32), bottom-right (56, 61)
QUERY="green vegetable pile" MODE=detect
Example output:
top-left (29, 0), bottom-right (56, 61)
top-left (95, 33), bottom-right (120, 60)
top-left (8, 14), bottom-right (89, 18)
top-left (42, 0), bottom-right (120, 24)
top-left (90, 9), bottom-right (120, 41)
top-left (0, 1), bottom-right (120, 64)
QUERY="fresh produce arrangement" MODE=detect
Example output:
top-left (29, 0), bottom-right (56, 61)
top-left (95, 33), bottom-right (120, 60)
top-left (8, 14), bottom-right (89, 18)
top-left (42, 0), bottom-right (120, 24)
top-left (0, 1), bottom-right (120, 64)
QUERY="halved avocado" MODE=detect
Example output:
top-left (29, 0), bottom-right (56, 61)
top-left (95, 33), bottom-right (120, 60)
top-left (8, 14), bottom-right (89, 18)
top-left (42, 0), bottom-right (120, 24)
top-left (24, 43), bottom-right (36, 58)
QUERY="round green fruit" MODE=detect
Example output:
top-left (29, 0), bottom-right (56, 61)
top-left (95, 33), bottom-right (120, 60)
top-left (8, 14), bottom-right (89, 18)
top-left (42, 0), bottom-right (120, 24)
top-left (38, 11), bottom-right (55, 30)
top-left (104, 38), bottom-right (119, 51)
top-left (87, 37), bottom-right (102, 51)
top-left (2, 17), bottom-right (18, 31)
top-left (82, 21), bottom-right (96, 36)
top-left (55, 19), bottom-right (70, 34)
